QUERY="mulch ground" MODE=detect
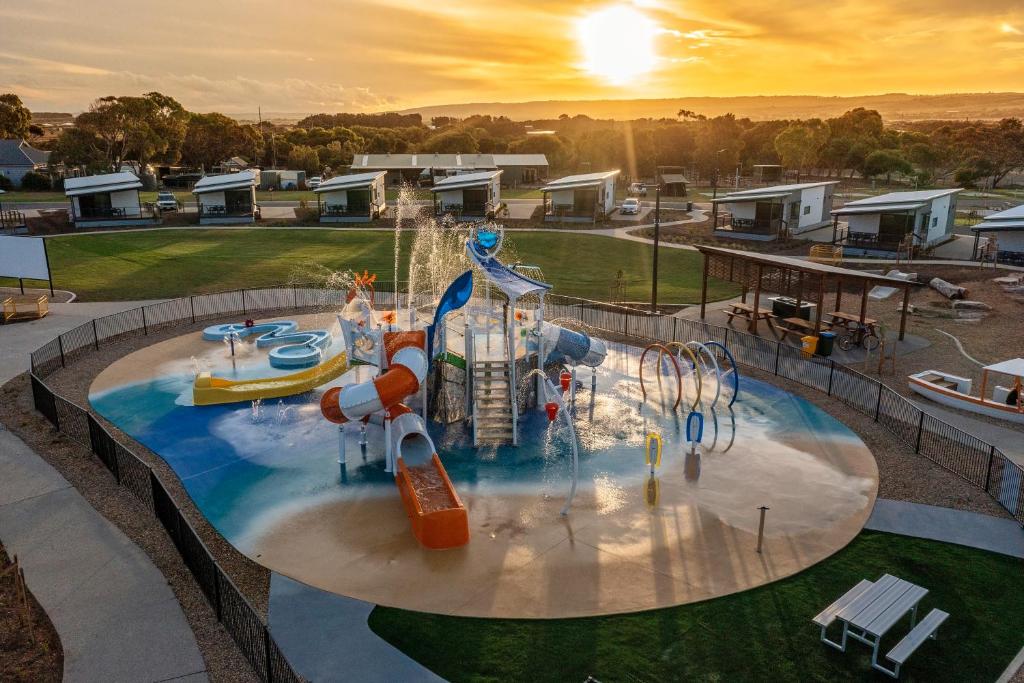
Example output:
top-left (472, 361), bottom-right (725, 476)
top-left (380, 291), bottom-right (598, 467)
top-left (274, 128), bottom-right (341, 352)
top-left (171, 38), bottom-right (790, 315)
top-left (0, 542), bottom-right (62, 683)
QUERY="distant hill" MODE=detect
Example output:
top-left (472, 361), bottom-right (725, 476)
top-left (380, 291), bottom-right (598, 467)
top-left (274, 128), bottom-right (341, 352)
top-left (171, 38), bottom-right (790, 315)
top-left (397, 93), bottom-right (1024, 123)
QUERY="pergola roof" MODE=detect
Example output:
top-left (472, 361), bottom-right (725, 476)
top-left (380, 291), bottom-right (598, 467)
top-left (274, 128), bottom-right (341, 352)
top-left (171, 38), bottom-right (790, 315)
top-left (430, 170), bottom-right (501, 192)
top-left (983, 358), bottom-right (1024, 377)
top-left (696, 245), bottom-right (914, 340)
top-left (313, 171), bottom-right (385, 193)
top-left (64, 172), bottom-right (143, 197)
top-left (541, 170), bottom-right (620, 192)
top-left (696, 245), bottom-right (915, 285)
top-left (832, 202), bottom-right (927, 216)
top-left (192, 170), bottom-right (257, 194)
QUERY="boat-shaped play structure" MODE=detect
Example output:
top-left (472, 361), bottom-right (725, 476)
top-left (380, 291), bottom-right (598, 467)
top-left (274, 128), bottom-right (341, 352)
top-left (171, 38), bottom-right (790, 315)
top-left (908, 358), bottom-right (1024, 425)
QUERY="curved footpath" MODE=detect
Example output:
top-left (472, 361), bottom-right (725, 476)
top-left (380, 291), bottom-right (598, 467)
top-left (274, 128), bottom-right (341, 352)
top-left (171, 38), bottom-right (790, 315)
top-left (0, 300), bottom-right (208, 682)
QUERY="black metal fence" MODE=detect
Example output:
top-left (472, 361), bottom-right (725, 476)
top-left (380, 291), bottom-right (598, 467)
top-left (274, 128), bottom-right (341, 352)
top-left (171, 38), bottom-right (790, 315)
top-left (25, 284), bottom-right (1023, 677)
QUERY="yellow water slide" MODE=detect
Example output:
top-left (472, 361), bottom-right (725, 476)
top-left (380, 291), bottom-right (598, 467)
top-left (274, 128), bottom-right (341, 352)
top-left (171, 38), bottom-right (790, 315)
top-left (193, 351), bottom-right (350, 406)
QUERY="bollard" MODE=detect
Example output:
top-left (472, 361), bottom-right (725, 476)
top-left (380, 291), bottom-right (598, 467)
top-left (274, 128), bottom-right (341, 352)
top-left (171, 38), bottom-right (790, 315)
top-left (338, 425), bottom-right (348, 483)
top-left (756, 505), bottom-right (770, 553)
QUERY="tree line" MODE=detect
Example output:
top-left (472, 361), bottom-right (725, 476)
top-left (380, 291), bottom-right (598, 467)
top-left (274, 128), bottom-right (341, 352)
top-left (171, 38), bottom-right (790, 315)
top-left (2, 92), bottom-right (1022, 189)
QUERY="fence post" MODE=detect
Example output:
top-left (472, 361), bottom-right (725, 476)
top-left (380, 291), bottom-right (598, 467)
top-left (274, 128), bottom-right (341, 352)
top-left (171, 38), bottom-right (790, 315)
top-left (826, 360), bottom-right (835, 396)
top-left (57, 335), bottom-right (66, 368)
top-left (672, 317), bottom-right (678, 342)
top-left (264, 628), bottom-right (274, 683)
top-left (723, 326), bottom-right (729, 349)
top-left (985, 445), bottom-right (995, 491)
top-left (293, 285), bottom-right (298, 309)
top-left (213, 565), bottom-right (223, 622)
top-left (92, 319), bottom-right (99, 351)
top-left (242, 288), bottom-right (247, 315)
top-left (773, 342), bottom-right (781, 376)
top-left (914, 411), bottom-right (925, 453)
top-left (874, 382), bottom-right (883, 421)
top-left (141, 307), bottom-right (148, 335)
top-left (190, 296), bottom-right (196, 324)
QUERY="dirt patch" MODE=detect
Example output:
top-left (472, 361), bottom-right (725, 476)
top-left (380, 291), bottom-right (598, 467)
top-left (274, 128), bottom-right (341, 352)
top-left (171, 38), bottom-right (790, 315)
top-left (0, 543), bottom-right (62, 683)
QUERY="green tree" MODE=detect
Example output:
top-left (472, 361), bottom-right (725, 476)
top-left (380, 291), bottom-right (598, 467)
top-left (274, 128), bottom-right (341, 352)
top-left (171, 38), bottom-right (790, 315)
top-left (773, 119), bottom-right (829, 181)
top-left (49, 127), bottom-right (109, 172)
top-left (181, 112), bottom-right (261, 171)
top-left (862, 150), bottom-right (912, 184)
top-left (508, 135), bottom-right (572, 170)
top-left (0, 93), bottom-right (32, 138)
top-left (419, 129), bottom-right (479, 154)
top-left (287, 145), bottom-right (320, 175)
top-left (71, 92), bottom-right (188, 172)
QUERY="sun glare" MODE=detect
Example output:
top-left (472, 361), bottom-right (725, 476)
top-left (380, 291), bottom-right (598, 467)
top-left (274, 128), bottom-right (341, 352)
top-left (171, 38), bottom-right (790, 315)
top-left (577, 5), bottom-right (660, 84)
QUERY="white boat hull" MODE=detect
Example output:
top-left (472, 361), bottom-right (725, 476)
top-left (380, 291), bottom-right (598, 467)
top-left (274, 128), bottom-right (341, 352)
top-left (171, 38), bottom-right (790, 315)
top-left (908, 372), bottom-right (1024, 425)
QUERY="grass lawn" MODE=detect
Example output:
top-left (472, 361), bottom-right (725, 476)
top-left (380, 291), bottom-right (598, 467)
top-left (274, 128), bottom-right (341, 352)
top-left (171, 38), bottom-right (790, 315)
top-left (368, 531), bottom-right (1024, 683)
top-left (1, 229), bottom-right (736, 303)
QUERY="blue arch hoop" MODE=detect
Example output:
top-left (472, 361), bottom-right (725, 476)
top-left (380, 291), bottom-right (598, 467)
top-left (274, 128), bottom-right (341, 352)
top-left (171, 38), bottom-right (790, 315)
top-left (703, 341), bottom-right (740, 407)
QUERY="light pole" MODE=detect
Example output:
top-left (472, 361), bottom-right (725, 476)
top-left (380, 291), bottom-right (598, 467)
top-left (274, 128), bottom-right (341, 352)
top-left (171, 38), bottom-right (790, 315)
top-left (711, 148), bottom-right (727, 199)
top-left (646, 182), bottom-right (662, 313)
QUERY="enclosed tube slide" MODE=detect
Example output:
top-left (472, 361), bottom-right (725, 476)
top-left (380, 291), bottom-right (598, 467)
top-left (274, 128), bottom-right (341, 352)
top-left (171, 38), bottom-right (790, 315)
top-left (320, 331), bottom-right (428, 424)
top-left (320, 330), bottom-right (469, 549)
top-left (541, 321), bottom-right (607, 367)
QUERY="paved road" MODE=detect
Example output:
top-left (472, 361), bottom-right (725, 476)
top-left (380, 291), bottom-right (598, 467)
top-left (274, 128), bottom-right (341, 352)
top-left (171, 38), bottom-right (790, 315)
top-left (0, 297), bottom-right (210, 682)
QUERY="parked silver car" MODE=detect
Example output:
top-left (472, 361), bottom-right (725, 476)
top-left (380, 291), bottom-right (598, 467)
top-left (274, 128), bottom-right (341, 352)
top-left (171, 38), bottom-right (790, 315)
top-left (155, 191), bottom-right (178, 212)
top-left (620, 197), bottom-right (641, 215)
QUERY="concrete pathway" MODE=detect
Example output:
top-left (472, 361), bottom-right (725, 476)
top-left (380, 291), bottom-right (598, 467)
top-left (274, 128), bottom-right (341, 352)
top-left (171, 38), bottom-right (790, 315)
top-left (1, 296), bottom-right (209, 681)
top-left (0, 299), bottom-right (163, 384)
top-left (268, 573), bottom-right (443, 683)
top-left (0, 425), bottom-right (208, 682)
top-left (866, 498), bottom-right (1024, 557)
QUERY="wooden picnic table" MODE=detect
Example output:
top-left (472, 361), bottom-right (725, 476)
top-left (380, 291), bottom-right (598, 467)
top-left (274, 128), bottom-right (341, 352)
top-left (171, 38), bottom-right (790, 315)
top-left (828, 310), bottom-right (878, 330)
top-left (777, 316), bottom-right (818, 338)
top-left (724, 302), bottom-right (775, 328)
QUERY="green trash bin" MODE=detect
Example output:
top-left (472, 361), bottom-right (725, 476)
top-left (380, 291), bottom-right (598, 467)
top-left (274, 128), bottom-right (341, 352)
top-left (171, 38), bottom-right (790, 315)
top-left (817, 331), bottom-right (836, 357)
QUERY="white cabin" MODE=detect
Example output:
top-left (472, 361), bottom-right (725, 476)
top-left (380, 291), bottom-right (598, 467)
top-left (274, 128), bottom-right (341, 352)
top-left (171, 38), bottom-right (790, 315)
top-left (192, 170), bottom-right (259, 224)
top-left (970, 203), bottom-right (1024, 265)
top-left (314, 171), bottom-right (387, 223)
top-left (64, 172), bottom-right (158, 228)
top-left (431, 170), bottom-right (503, 219)
top-left (541, 170), bottom-right (620, 223)
top-left (831, 189), bottom-right (961, 254)
top-left (711, 181), bottom-right (838, 241)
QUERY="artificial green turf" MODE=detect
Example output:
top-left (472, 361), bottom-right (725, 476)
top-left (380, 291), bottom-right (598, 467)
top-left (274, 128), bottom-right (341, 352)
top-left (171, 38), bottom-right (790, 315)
top-left (367, 531), bottom-right (1024, 682)
top-left (1, 229), bottom-right (736, 303)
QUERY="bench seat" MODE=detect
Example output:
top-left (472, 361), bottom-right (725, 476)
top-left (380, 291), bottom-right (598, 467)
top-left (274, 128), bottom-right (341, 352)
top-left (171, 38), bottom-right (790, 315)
top-left (887, 609), bottom-right (948, 665)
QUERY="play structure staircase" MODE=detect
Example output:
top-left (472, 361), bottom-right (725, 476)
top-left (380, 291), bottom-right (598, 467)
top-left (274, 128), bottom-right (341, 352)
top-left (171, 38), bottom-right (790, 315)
top-left (472, 359), bottom-right (515, 445)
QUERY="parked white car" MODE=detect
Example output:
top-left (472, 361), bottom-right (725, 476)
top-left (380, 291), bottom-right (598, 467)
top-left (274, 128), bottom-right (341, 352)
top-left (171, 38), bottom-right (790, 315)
top-left (628, 182), bottom-right (647, 197)
top-left (620, 197), bottom-right (641, 215)
top-left (307, 176), bottom-right (322, 190)
top-left (155, 191), bottom-right (178, 212)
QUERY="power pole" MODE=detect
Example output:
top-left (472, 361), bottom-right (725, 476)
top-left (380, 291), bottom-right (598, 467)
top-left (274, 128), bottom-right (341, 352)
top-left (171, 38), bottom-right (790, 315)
top-left (650, 183), bottom-right (661, 313)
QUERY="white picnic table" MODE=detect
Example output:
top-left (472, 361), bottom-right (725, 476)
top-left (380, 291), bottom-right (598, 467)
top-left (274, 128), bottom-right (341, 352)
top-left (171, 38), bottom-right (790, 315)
top-left (815, 573), bottom-right (941, 677)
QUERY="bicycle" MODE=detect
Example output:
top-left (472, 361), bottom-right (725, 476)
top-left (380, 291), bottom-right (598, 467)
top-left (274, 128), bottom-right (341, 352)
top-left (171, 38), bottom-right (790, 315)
top-left (836, 323), bottom-right (880, 352)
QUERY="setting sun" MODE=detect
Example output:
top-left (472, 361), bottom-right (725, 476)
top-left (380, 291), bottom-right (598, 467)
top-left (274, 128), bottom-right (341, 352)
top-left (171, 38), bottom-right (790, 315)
top-left (577, 5), bottom-right (660, 84)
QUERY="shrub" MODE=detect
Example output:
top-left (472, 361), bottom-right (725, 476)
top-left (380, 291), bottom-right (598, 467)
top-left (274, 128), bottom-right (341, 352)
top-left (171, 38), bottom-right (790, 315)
top-left (20, 171), bottom-right (51, 191)
top-left (0, 174), bottom-right (12, 191)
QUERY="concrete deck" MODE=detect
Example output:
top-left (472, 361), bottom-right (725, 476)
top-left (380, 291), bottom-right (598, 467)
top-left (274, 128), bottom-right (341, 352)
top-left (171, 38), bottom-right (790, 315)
top-left (866, 498), bottom-right (1024, 558)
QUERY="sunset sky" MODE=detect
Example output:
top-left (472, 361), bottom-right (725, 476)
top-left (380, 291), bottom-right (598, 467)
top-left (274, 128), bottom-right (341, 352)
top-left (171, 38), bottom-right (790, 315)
top-left (1, 0), bottom-right (1023, 114)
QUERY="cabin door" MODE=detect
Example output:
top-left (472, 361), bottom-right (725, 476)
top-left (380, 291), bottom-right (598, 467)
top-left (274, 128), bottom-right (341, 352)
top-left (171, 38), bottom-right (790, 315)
top-left (347, 189), bottom-right (370, 213)
top-left (463, 188), bottom-right (487, 213)
top-left (574, 189), bottom-right (598, 215)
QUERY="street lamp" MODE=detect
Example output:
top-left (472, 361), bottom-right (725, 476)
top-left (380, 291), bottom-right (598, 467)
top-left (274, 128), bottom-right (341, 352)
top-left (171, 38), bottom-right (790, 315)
top-left (644, 182), bottom-right (662, 313)
top-left (711, 148), bottom-right (727, 199)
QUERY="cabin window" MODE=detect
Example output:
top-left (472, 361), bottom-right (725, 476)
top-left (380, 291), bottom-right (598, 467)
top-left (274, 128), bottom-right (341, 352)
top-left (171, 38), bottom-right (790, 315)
top-left (803, 205), bottom-right (811, 215)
